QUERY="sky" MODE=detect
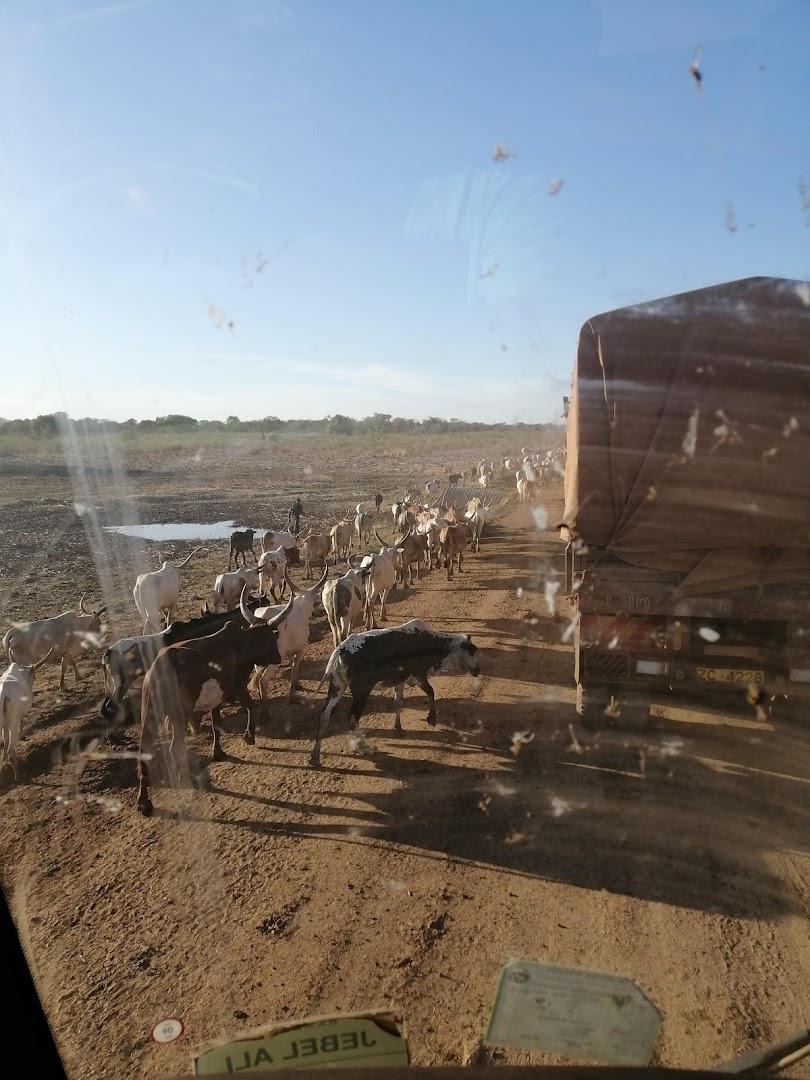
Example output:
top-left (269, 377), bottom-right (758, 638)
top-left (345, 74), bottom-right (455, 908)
top-left (0, 0), bottom-right (807, 425)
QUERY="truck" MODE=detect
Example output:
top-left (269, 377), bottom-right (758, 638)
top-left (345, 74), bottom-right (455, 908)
top-left (560, 276), bottom-right (810, 725)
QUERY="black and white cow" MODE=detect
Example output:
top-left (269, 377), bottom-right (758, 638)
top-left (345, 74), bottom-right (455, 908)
top-left (309, 619), bottom-right (481, 767)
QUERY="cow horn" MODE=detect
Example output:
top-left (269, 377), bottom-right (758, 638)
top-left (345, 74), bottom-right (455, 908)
top-left (265, 589), bottom-right (295, 631)
top-left (283, 565), bottom-right (299, 596)
top-left (31, 645), bottom-right (56, 671)
top-left (308, 565), bottom-right (329, 594)
top-left (78, 593), bottom-right (89, 614)
top-left (373, 528), bottom-right (389, 548)
top-left (239, 584), bottom-right (263, 626)
top-left (7, 645), bottom-right (17, 664)
top-left (347, 553), bottom-right (362, 569)
top-left (176, 547), bottom-right (202, 569)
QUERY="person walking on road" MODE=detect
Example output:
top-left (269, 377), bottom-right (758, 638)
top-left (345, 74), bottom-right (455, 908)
top-left (288, 496), bottom-right (305, 536)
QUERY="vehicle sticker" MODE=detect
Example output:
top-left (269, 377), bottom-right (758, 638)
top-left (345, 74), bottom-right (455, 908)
top-left (486, 959), bottom-right (661, 1066)
top-left (193, 1010), bottom-right (408, 1074)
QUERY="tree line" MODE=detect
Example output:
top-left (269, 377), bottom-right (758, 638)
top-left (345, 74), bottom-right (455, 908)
top-left (0, 411), bottom-right (560, 439)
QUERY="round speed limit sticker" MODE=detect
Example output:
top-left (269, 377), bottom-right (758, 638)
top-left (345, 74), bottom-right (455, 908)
top-left (151, 1018), bottom-right (184, 1044)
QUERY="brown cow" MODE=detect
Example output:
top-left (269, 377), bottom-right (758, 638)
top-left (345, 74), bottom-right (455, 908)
top-left (439, 522), bottom-right (473, 580)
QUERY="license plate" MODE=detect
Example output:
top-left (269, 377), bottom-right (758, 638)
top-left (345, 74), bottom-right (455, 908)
top-left (696, 668), bottom-right (765, 684)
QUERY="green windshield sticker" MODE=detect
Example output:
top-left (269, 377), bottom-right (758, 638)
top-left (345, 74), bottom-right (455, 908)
top-left (193, 1012), bottom-right (409, 1074)
top-left (486, 959), bottom-right (661, 1066)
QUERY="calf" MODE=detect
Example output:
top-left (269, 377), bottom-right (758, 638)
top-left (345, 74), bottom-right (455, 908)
top-left (373, 493), bottom-right (384, 513)
top-left (299, 531), bottom-right (330, 579)
top-left (322, 565), bottom-right (366, 649)
top-left (241, 566), bottom-right (328, 700)
top-left (133, 549), bottom-right (200, 633)
top-left (136, 592), bottom-right (295, 815)
top-left (258, 545), bottom-right (288, 601)
top-left (228, 528), bottom-right (257, 569)
top-left (392, 529), bottom-right (429, 587)
top-left (212, 567), bottom-right (262, 613)
top-left (0, 648), bottom-right (54, 779)
top-left (309, 619), bottom-right (480, 767)
top-left (448, 472), bottom-right (462, 486)
top-left (425, 479), bottom-right (440, 498)
top-left (439, 522), bottom-right (472, 580)
top-left (4, 596), bottom-right (107, 691)
top-left (329, 520), bottom-right (353, 561)
top-left (355, 507), bottom-right (374, 546)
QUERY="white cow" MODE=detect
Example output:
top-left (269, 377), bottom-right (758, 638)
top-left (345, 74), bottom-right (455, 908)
top-left (0, 648), bottom-right (54, 778)
top-left (3, 597), bottom-right (106, 690)
top-left (212, 567), bottom-right (262, 614)
top-left (355, 508), bottom-right (374, 546)
top-left (260, 529), bottom-right (297, 552)
top-left (322, 565), bottom-right (366, 649)
top-left (361, 531), bottom-right (405, 629)
top-left (242, 566), bottom-right (328, 700)
top-left (133, 549), bottom-right (200, 633)
top-left (257, 545), bottom-right (288, 602)
top-left (465, 503), bottom-right (491, 553)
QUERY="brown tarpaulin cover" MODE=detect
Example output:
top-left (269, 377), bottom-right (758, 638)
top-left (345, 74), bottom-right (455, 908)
top-left (561, 277), bottom-right (810, 594)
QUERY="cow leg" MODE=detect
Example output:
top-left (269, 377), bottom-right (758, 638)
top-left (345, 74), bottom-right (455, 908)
top-left (289, 652), bottom-right (303, 701)
top-left (211, 707), bottom-right (227, 760)
top-left (71, 659), bottom-right (82, 683)
top-left (347, 688), bottom-right (371, 734)
top-left (415, 675), bottom-right (437, 725)
top-left (136, 758), bottom-right (153, 815)
top-left (458, 551), bottom-right (464, 573)
top-left (59, 659), bottom-right (67, 691)
top-left (379, 589), bottom-right (388, 622)
top-left (250, 545), bottom-right (258, 564)
top-left (310, 679), bottom-right (345, 767)
top-left (393, 684), bottom-right (405, 734)
top-left (243, 704), bottom-right (256, 744)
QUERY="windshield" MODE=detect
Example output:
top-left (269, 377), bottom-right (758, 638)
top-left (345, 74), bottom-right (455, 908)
top-left (1, 2), bottom-right (809, 1077)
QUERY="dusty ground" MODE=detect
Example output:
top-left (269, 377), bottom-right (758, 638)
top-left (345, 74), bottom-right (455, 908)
top-left (0, 438), bottom-right (809, 1079)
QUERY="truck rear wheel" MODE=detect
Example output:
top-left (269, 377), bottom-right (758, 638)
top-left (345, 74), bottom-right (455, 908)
top-left (576, 683), bottom-right (610, 729)
top-left (769, 694), bottom-right (809, 726)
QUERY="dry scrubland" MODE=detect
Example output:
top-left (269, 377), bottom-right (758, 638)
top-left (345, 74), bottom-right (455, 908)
top-left (0, 428), bottom-right (808, 1079)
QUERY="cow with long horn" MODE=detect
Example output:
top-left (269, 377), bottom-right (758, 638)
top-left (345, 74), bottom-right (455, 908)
top-left (136, 587), bottom-right (295, 816)
top-left (3, 597), bottom-right (106, 691)
top-left (242, 564), bottom-right (328, 702)
top-left (133, 548), bottom-right (201, 634)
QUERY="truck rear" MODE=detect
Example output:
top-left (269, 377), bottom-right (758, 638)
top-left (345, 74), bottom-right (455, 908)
top-left (561, 276), bottom-right (810, 724)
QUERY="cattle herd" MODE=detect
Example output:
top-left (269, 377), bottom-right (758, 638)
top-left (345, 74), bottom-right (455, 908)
top-left (0, 448), bottom-right (562, 815)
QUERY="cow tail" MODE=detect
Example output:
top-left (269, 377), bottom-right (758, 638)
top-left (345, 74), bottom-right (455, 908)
top-left (312, 647), bottom-right (341, 696)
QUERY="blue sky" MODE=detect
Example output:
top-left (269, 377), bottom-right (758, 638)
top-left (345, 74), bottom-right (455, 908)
top-left (0, 0), bottom-right (807, 424)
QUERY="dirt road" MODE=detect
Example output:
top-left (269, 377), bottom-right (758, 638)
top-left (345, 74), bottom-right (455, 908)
top-left (1, 477), bottom-right (809, 1078)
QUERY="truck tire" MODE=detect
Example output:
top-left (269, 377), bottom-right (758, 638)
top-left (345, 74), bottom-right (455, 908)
top-left (576, 683), bottom-right (610, 729)
top-left (615, 691), bottom-right (651, 732)
top-left (769, 694), bottom-right (809, 726)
